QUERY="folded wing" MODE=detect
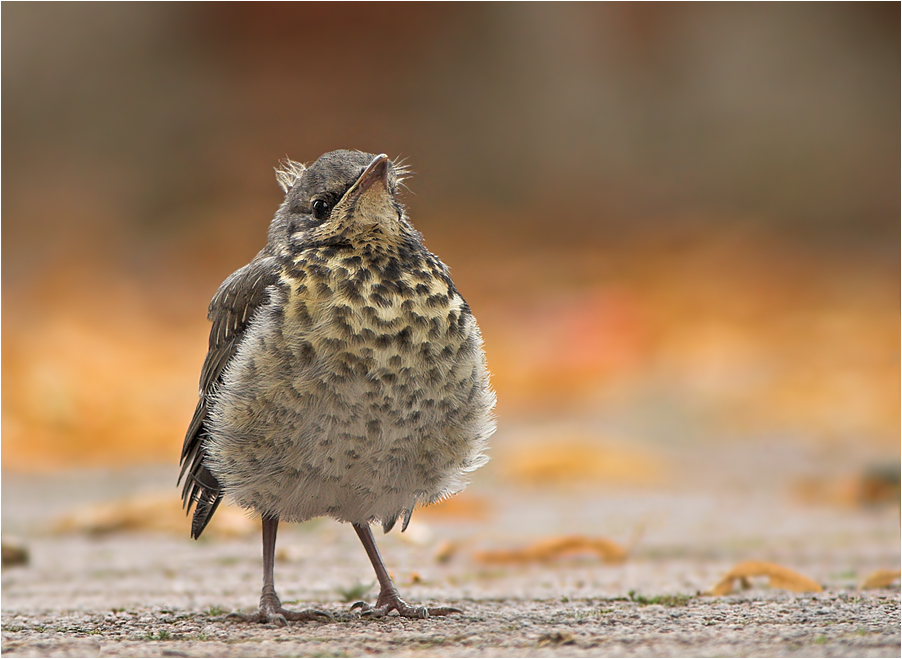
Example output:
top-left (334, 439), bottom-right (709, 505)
top-left (178, 254), bottom-right (281, 538)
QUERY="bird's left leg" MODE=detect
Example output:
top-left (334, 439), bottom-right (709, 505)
top-left (350, 522), bottom-right (462, 618)
top-left (230, 515), bottom-right (332, 626)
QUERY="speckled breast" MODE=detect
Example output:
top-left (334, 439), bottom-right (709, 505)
top-left (206, 242), bottom-right (494, 525)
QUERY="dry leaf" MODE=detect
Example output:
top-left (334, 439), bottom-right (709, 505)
top-left (52, 492), bottom-right (256, 538)
top-left (707, 560), bottom-right (822, 595)
top-left (474, 535), bottom-right (627, 565)
top-left (860, 569), bottom-right (901, 590)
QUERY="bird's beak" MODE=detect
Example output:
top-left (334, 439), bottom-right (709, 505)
top-left (345, 153), bottom-right (391, 200)
top-left (334, 154), bottom-right (393, 232)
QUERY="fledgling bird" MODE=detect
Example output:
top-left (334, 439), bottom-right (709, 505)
top-left (179, 150), bottom-right (495, 625)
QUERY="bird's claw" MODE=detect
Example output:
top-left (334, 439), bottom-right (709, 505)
top-left (227, 609), bottom-right (288, 627)
top-left (229, 603), bottom-right (333, 626)
top-left (350, 600), bottom-right (393, 618)
top-left (350, 594), bottom-right (461, 619)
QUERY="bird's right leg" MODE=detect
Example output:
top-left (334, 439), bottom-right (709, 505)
top-left (229, 515), bottom-right (332, 627)
top-left (350, 523), bottom-right (462, 618)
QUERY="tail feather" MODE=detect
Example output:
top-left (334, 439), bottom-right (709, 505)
top-left (191, 490), bottom-right (223, 539)
top-left (180, 462), bottom-right (223, 539)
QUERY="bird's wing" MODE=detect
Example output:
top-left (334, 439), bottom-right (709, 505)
top-left (178, 254), bottom-right (281, 538)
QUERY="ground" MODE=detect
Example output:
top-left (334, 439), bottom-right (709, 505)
top-left (2, 440), bottom-right (899, 657)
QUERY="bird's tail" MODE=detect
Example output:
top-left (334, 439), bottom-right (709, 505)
top-left (191, 487), bottom-right (223, 539)
top-left (180, 463), bottom-right (223, 539)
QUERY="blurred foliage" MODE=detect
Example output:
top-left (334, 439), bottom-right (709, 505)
top-left (3, 219), bottom-right (897, 470)
top-left (2, 4), bottom-right (898, 471)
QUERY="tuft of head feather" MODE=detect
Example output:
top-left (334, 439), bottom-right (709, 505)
top-left (274, 158), bottom-right (307, 193)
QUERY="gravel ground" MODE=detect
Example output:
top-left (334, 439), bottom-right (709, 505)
top-left (2, 440), bottom-right (899, 657)
top-left (2, 595), bottom-right (899, 658)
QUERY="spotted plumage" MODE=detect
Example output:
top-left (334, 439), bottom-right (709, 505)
top-left (179, 150), bottom-right (495, 624)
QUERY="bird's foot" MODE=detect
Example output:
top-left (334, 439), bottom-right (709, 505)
top-left (229, 589), bottom-right (333, 627)
top-left (350, 587), bottom-right (462, 619)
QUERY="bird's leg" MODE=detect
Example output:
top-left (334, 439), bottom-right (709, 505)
top-left (229, 515), bottom-right (332, 627)
top-left (350, 523), bottom-right (462, 618)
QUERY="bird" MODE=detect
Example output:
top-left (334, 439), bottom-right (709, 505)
top-left (179, 149), bottom-right (496, 626)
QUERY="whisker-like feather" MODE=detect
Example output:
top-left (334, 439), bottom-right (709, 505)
top-left (274, 157), bottom-right (308, 192)
top-left (391, 155), bottom-right (415, 195)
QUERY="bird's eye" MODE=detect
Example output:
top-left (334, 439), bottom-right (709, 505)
top-left (312, 199), bottom-right (330, 220)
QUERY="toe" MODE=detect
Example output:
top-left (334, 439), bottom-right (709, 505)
top-left (227, 610), bottom-right (264, 624)
top-left (282, 608), bottom-right (333, 622)
top-left (360, 606), bottom-right (389, 618)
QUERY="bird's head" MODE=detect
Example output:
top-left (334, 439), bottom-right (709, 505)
top-left (270, 150), bottom-right (413, 250)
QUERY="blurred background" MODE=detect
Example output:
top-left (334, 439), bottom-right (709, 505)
top-left (2, 3), bottom-right (898, 594)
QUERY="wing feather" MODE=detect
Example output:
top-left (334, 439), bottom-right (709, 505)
top-left (178, 254), bottom-right (281, 538)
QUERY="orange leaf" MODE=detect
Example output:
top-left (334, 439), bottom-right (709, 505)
top-left (707, 560), bottom-right (822, 595)
top-left (860, 569), bottom-right (901, 590)
top-left (474, 535), bottom-right (627, 565)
